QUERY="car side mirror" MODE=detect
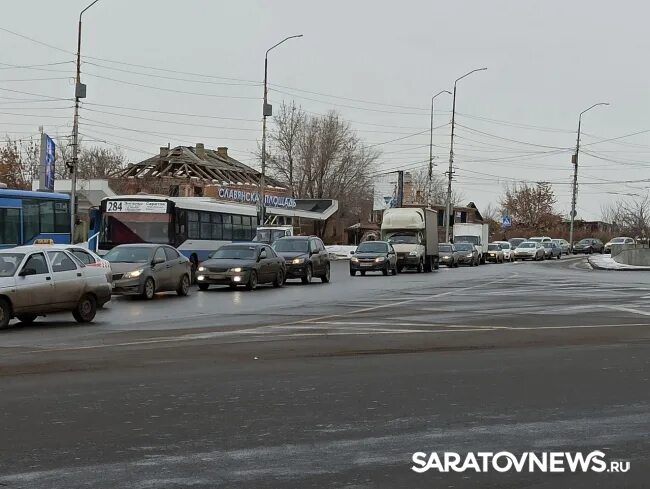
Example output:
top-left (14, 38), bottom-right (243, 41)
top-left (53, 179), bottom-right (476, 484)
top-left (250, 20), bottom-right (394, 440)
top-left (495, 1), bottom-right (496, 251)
top-left (350, 251), bottom-right (355, 255)
top-left (19, 268), bottom-right (36, 277)
top-left (152, 257), bottom-right (165, 265)
top-left (258, 252), bottom-right (267, 260)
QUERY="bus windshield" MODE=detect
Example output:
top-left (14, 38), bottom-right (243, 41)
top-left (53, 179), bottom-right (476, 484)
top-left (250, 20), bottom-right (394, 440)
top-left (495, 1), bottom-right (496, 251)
top-left (100, 213), bottom-right (171, 246)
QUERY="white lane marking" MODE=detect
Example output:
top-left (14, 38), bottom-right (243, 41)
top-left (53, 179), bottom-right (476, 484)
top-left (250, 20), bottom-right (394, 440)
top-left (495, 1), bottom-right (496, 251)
top-left (291, 276), bottom-right (516, 325)
top-left (603, 305), bottom-right (650, 317)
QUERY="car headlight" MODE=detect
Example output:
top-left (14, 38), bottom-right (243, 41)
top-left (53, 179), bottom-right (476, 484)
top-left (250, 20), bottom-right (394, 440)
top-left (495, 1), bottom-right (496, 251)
top-left (408, 250), bottom-right (417, 256)
top-left (351, 256), bottom-right (358, 262)
top-left (123, 268), bottom-right (144, 279)
top-left (466, 253), bottom-right (473, 258)
top-left (229, 267), bottom-right (243, 273)
top-left (292, 257), bottom-right (305, 265)
top-left (198, 266), bottom-right (206, 272)
top-left (375, 256), bottom-right (386, 262)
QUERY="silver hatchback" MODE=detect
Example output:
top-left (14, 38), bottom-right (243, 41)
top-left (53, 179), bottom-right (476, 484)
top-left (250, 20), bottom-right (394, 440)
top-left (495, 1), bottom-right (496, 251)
top-left (0, 247), bottom-right (111, 329)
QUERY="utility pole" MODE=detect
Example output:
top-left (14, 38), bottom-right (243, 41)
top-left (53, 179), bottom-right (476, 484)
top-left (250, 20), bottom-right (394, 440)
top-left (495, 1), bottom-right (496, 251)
top-left (70, 0), bottom-right (100, 240)
top-left (429, 90), bottom-right (451, 202)
top-left (569, 102), bottom-right (609, 249)
top-left (445, 68), bottom-right (487, 242)
top-left (260, 34), bottom-right (302, 226)
top-left (397, 170), bottom-right (404, 207)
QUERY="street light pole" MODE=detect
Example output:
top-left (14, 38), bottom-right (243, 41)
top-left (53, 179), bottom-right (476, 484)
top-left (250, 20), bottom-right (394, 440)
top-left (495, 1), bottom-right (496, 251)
top-left (70, 0), bottom-right (100, 241)
top-left (569, 102), bottom-right (609, 248)
top-left (445, 67), bottom-right (487, 242)
top-left (259, 34), bottom-right (303, 226)
top-left (428, 90), bottom-right (451, 199)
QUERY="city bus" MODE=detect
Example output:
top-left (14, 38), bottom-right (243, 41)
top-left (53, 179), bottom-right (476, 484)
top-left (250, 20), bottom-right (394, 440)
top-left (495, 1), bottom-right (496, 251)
top-left (93, 195), bottom-right (258, 270)
top-left (0, 188), bottom-right (71, 249)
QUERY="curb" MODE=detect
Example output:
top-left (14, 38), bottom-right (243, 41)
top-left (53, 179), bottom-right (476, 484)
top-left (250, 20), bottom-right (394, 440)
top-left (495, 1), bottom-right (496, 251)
top-left (587, 256), bottom-right (650, 271)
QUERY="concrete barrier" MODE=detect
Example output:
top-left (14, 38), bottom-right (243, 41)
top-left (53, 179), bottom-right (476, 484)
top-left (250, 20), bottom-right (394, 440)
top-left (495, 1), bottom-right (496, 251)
top-left (612, 246), bottom-right (650, 266)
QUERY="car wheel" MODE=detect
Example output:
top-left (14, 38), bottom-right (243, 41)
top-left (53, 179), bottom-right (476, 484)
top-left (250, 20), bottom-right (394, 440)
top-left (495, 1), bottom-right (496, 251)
top-left (301, 265), bottom-right (313, 284)
top-left (398, 266), bottom-right (405, 273)
top-left (360, 271), bottom-right (366, 276)
top-left (0, 298), bottom-right (12, 329)
top-left (454, 261), bottom-right (460, 268)
top-left (349, 269), bottom-right (356, 277)
top-left (416, 260), bottom-right (423, 273)
top-left (246, 270), bottom-right (258, 291)
top-left (557, 253), bottom-right (562, 260)
top-left (141, 277), bottom-right (155, 300)
top-left (72, 294), bottom-right (97, 323)
top-left (447, 262), bottom-right (454, 268)
top-left (273, 269), bottom-right (285, 288)
top-left (391, 265), bottom-right (397, 276)
top-left (16, 314), bottom-right (37, 324)
top-left (198, 283), bottom-right (210, 291)
top-left (321, 264), bottom-right (331, 283)
top-left (176, 274), bottom-right (190, 296)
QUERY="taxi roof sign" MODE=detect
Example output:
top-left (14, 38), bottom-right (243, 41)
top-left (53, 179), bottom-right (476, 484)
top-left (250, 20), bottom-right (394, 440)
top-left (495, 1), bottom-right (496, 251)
top-left (34, 239), bottom-right (55, 245)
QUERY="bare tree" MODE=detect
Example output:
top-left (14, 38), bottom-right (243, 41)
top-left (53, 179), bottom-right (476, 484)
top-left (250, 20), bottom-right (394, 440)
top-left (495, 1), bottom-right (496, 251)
top-left (266, 102), bottom-right (380, 238)
top-left (0, 137), bottom-right (39, 189)
top-left (54, 138), bottom-right (127, 179)
top-left (500, 182), bottom-right (560, 229)
top-left (409, 168), bottom-right (465, 207)
top-left (601, 195), bottom-right (650, 239)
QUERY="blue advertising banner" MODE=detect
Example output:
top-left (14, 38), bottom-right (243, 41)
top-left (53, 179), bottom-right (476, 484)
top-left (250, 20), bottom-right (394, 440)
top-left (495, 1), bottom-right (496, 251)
top-left (39, 133), bottom-right (56, 191)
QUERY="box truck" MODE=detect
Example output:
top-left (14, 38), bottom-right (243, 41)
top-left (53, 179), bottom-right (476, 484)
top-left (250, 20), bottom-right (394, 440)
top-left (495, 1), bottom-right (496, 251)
top-left (381, 207), bottom-right (439, 272)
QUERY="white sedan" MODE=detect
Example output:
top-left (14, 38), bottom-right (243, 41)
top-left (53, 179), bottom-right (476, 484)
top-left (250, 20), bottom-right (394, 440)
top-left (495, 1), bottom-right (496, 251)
top-left (20, 243), bottom-right (112, 283)
top-left (494, 241), bottom-right (514, 262)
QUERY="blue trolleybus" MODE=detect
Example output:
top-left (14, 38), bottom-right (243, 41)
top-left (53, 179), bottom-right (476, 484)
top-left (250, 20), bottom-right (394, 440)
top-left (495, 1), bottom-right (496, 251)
top-left (0, 188), bottom-right (71, 249)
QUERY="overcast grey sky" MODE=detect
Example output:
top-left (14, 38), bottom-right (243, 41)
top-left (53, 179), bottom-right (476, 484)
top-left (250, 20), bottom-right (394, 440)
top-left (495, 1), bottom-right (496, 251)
top-left (1, 0), bottom-right (649, 220)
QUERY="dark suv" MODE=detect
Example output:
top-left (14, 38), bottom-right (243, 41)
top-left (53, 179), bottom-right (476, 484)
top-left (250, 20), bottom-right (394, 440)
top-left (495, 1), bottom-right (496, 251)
top-left (272, 236), bottom-right (331, 284)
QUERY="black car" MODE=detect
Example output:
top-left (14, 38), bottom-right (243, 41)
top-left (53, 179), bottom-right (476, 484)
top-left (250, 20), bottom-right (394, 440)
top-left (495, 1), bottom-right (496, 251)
top-left (439, 243), bottom-right (460, 268)
top-left (196, 243), bottom-right (286, 290)
top-left (350, 241), bottom-right (398, 276)
top-left (272, 236), bottom-right (331, 284)
top-left (572, 238), bottom-right (604, 254)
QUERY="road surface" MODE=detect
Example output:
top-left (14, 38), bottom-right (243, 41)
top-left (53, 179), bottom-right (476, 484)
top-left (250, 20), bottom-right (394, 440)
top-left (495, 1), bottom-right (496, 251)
top-left (1, 257), bottom-right (648, 488)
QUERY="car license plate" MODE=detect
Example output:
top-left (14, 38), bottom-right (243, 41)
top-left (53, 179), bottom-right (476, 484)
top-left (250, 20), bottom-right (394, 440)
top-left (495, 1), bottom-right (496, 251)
top-left (361, 262), bottom-right (372, 267)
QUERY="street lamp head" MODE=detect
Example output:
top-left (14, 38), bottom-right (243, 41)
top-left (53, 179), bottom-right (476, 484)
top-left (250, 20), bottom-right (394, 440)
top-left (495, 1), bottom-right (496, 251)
top-left (266, 34), bottom-right (304, 56)
top-left (580, 102), bottom-right (610, 117)
top-left (454, 67), bottom-right (488, 86)
top-left (432, 90), bottom-right (452, 101)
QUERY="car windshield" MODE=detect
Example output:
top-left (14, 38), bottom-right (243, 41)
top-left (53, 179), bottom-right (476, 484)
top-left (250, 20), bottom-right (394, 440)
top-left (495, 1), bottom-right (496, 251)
top-left (357, 242), bottom-right (388, 253)
top-left (578, 239), bottom-right (591, 245)
top-left (455, 243), bottom-right (473, 251)
top-left (498, 243), bottom-right (510, 250)
top-left (543, 242), bottom-right (552, 248)
top-left (529, 237), bottom-right (543, 242)
top-left (488, 244), bottom-right (500, 250)
top-left (439, 245), bottom-right (452, 252)
top-left (518, 243), bottom-right (535, 248)
top-left (254, 229), bottom-right (288, 244)
top-left (104, 247), bottom-right (152, 263)
top-left (0, 253), bottom-right (24, 277)
top-left (210, 246), bottom-right (257, 260)
top-left (509, 239), bottom-right (525, 246)
top-left (611, 238), bottom-right (626, 243)
top-left (454, 235), bottom-right (479, 245)
top-left (272, 239), bottom-right (309, 253)
top-left (387, 233), bottom-right (417, 244)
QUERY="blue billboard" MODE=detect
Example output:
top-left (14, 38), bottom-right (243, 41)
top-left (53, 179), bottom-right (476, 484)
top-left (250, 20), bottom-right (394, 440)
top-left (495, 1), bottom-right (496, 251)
top-left (39, 133), bottom-right (55, 191)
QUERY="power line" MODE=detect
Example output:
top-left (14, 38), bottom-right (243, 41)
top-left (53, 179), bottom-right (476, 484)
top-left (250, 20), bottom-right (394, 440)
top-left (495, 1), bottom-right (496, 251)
top-left (455, 123), bottom-right (570, 150)
top-left (83, 101), bottom-right (259, 122)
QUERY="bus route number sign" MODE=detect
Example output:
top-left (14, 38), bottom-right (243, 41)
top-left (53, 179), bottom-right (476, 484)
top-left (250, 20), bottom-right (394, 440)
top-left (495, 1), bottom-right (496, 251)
top-left (106, 201), bottom-right (168, 213)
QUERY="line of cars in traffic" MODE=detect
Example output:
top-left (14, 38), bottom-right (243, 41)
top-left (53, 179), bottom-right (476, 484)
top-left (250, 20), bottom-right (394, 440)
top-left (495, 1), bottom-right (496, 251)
top-left (0, 235), bottom-right (333, 329)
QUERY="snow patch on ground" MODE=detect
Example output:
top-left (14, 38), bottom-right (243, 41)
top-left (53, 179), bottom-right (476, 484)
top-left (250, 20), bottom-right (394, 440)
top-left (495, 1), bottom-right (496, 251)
top-left (588, 254), bottom-right (650, 271)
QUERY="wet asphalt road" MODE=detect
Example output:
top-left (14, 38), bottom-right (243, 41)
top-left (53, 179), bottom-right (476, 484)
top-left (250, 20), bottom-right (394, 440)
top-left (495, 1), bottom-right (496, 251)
top-left (0, 256), bottom-right (649, 488)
